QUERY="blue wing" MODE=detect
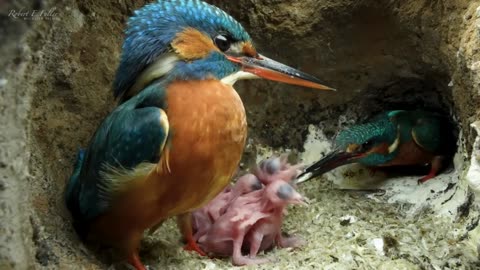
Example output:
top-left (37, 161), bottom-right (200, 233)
top-left (65, 96), bottom-right (169, 228)
top-left (388, 110), bottom-right (456, 155)
top-left (410, 111), bottom-right (456, 155)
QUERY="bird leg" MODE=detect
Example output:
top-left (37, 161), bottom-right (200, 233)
top-left (418, 156), bottom-right (444, 184)
top-left (127, 252), bottom-right (146, 270)
top-left (276, 233), bottom-right (305, 249)
top-left (177, 213), bottom-right (207, 256)
top-left (193, 228), bottom-right (207, 242)
top-left (248, 231), bottom-right (264, 258)
top-left (122, 232), bottom-right (146, 270)
top-left (232, 233), bottom-right (270, 266)
top-left (192, 211), bottom-right (212, 242)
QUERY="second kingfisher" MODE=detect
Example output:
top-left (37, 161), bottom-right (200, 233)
top-left (296, 110), bottom-right (457, 185)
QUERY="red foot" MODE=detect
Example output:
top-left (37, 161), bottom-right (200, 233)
top-left (418, 156), bottom-right (443, 184)
top-left (417, 172), bottom-right (436, 184)
top-left (127, 253), bottom-right (146, 270)
top-left (183, 239), bottom-right (207, 257)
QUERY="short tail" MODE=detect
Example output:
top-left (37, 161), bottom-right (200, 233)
top-left (64, 149), bottom-right (88, 239)
top-left (65, 149), bottom-right (85, 206)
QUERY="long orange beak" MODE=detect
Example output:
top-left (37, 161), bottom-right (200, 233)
top-left (227, 54), bottom-right (335, 91)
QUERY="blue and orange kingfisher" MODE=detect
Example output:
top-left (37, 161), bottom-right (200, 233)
top-left (296, 110), bottom-right (457, 185)
top-left (64, 0), bottom-right (333, 269)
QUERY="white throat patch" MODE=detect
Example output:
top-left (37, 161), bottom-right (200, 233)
top-left (221, 71), bottom-right (260, 86)
top-left (388, 128), bottom-right (401, 153)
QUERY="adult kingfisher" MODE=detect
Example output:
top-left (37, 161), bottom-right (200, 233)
top-left (64, 0), bottom-right (333, 269)
top-left (296, 110), bottom-right (456, 185)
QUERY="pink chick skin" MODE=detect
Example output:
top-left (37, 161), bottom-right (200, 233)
top-left (192, 173), bottom-right (262, 241)
top-left (253, 155), bottom-right (304, 185)
top-left (198, 179), bottom-right (307, 266)
top-left (244, 180), bottom-right (307, 256)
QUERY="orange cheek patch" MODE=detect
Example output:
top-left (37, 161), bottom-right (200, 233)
top-left (367, 143), bottom-right (389, 155)
top-left (242, 41), bottom-right (257, 57)
top-left (171, 27), bottom-right (218, 60)
top-left (346, 144), bottom-right (360, 153)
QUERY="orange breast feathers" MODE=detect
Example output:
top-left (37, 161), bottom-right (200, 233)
top-left (156, 79), bottom-right (248, 216)
top-left (380, 140), bottom-right (435, 167)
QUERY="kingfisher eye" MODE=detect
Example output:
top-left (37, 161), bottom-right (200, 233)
top-left (214, 35), bottom-right (231, 52)
top-left (361, 140), bottom-right (374, 150)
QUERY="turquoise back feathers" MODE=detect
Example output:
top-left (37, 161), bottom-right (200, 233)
top-left (334, 110), bottom-right (455, 166)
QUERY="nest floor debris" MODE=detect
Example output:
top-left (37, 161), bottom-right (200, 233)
top-left (137, 178), bottom-right (479, 270)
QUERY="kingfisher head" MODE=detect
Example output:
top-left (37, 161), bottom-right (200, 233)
top-left (113, 0), bottom-right (334, 102)
top-left (299, 112), bottom-right (402, 178)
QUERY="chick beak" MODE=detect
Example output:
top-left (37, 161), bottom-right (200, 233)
top-left (226, 54), bottom-right (335, 91)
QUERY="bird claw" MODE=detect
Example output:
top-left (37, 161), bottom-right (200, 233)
top-left (126, 253), bottom-right (146, 270)
top-left (277, 235), bottom-right (305, 249)
top-left (183, 241), bottom-right (207, 257)
top-left (417, 173), bottom-right (436, 185)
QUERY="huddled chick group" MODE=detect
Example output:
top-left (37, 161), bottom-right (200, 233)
top-left (191, 155), bottom-right (308, 265)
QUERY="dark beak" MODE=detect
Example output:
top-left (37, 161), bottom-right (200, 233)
top-left (227, 54), bottom-right (335, 91)
top-left (295, 149), bottom-right (362, 183)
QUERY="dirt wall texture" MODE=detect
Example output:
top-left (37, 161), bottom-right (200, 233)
top-left (0, 0), bottom-right (479, 269)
